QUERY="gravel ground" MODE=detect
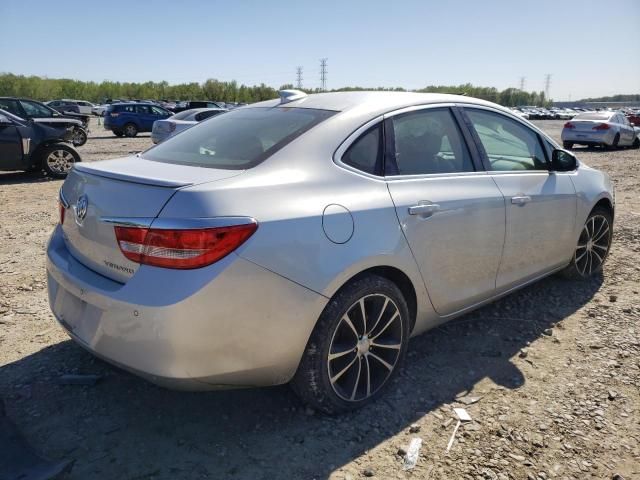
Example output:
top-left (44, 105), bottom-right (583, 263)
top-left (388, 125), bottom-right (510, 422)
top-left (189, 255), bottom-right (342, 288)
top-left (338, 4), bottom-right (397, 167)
top-left (0, 119), bottom-right (638, 480)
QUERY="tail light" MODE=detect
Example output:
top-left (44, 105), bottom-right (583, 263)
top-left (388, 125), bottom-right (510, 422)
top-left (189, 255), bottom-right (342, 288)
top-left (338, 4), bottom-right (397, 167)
top-left (592, 123), bottom-right (610, 130)
top-left (564, 122), bottom-right (575, 129)
top-left (114, 223), bottom-right (258, 269)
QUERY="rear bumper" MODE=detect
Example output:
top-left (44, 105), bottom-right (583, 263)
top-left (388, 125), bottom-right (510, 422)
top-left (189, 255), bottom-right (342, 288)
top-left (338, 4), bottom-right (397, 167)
top-left (561, 129), bottom-right (615, 145)
top-left (46, 225), bottom-right (327, 390)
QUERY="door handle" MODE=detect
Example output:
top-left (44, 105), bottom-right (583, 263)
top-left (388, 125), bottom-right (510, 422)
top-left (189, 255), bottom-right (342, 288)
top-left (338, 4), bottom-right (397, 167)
top-left (511, 195), bottom-right (531, 205)
top-left (408, 203), bottom-right (440, 216)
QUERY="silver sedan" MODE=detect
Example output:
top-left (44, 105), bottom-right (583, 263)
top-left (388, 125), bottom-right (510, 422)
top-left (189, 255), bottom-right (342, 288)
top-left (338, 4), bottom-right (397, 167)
top-left (561, 111), bottom-right (639, 149)
top-left (151, 107), bottom-right (227, 144)
top-left (47, 91), bottom-right (614, 413)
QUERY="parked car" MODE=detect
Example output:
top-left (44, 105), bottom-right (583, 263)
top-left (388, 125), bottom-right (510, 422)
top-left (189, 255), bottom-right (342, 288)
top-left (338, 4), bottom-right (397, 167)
top-left (92, 104), bottom-right (109, 116)
top-left (47, 99), bottom-right (95, 115)
top-left (562, 111), bottom-right (639, 149)
top-left (0, 97), bottom-right (89, 146)
top-left (0, 108), bottom-right (81, 177)
top-left (625, 111), bottom-right (640, 126)
top-left (103, 102), bottom-right (172, 137)
top-left (151, 107), bottom-right (227, 144)
top-left (48, 91), bottom-right (614, 413)
top-left (172, 100), bottom-right (226, 113)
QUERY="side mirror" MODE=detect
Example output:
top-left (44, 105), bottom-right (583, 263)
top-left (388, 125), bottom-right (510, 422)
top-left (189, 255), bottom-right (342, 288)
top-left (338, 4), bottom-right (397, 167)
top-left (551, 149), bottom-right (577, 172)
top-left (0, 113), bottom-right (12, 126)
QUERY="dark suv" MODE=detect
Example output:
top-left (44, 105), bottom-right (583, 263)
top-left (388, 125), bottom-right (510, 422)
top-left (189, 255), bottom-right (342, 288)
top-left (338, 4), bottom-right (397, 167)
top-left (0, 108), bottom-right (81, 178)
top-left (103, 103), bottom-right (172, 137)
top-left (0, 97), bottom-right (89, 146)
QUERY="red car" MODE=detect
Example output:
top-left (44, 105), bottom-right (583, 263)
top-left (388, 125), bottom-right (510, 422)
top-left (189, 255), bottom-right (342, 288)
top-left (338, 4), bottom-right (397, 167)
top-left (626, 112), bottom-right (640, 126)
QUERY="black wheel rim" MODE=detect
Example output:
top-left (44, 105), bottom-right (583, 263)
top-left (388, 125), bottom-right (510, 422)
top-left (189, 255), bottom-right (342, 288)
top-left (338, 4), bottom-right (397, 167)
top-left (327, 294), bottom-right (403, 402)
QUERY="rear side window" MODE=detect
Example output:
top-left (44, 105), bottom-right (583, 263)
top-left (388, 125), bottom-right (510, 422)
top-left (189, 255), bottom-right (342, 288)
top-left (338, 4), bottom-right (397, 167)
top-left (341, 124), bottom-right (383, 175)
top-left (143, 107), bottom-right (335, 169)
top-left (465, 109), bottom-right (547, 171)
top-left (389, 108), bottom-right (474, 175)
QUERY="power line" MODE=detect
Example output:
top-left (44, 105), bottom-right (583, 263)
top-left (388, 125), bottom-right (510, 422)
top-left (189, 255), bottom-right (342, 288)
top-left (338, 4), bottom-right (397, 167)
top-left (320, 58), bottom-right (328, 91)
top-left (296, 66), bottom-right (303, 89)
top-left (544, 74), bottom-right (552, 99)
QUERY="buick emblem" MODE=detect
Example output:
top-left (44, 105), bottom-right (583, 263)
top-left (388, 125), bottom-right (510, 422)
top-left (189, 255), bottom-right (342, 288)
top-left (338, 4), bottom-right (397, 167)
top-left (76, 194), bottom-right (88, 223)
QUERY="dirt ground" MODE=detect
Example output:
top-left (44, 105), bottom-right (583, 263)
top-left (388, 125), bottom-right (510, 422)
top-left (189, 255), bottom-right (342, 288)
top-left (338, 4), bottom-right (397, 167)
top-left (0, 119), bottom-right (638, 480)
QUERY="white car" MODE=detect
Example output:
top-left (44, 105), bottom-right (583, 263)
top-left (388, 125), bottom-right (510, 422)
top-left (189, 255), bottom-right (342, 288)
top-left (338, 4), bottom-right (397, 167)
top-left (562, 111), bottom-right (639, 149)
top-left (151, 107), bottom-right (227, 144)
top-left (92, 104), bottom-right (109, 116)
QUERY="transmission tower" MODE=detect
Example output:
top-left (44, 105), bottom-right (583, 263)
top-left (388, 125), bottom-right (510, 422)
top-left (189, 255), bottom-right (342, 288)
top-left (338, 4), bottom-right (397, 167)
top-left (296, 66), bottom-right (303, 89)
top-left (544, 74), bottom-right (552, 100)
top-left (320, 58), bottom-right (328, 91)
top-left (519, 76), bottom-right (526, 91)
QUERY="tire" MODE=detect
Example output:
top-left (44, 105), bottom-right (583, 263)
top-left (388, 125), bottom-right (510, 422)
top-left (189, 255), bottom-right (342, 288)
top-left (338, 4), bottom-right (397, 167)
top-left (71, 127), bottom-right (87, 147)
top-left (123, 123), bottom-right (138, 137)
top-left (560, 206), bottom-right (612, 280)
top-left (40, 144), bottom-right (81, 178)
top-left (563, 141), bottom-right (573, 150)
top-left (291, 274), bottom-right (410, 414)
top-left (609, 133), bottom-right (620, 150)
top-left (632, 137), bottom-right (640, 149)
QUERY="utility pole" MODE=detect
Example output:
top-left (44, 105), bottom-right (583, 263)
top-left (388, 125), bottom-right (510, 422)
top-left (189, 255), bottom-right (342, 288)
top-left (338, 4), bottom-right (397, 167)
top-left (519, 76), bottom-right (526, 91)
top-left (296, 66), bottom-right (303, 89)
top-left (544, 74), bottom-right (552, 100)
top-left (320, 58), bottom-right (328, 91)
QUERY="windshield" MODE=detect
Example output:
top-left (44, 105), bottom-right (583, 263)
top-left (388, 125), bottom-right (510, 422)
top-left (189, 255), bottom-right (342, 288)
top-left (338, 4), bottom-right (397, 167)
top-left (143, 107), bottom-right (335, 169)
top-left (171, 109), bottom-right (199, 120)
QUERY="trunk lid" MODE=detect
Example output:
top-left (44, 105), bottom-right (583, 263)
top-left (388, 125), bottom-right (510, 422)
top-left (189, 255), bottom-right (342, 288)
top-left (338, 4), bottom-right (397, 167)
top-left (60, 156), bottom-right (243, 282)
top-left (570, 120), bottom-right (607, 131)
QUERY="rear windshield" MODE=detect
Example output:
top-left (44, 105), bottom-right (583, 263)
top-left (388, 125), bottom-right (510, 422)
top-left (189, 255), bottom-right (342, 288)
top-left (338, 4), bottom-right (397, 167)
top-left (575, 112), bottom-right (612, 121)
top-left (143, 107), bottom-right (336, 169)
top-left (171, 109), bottom-right (198, 120)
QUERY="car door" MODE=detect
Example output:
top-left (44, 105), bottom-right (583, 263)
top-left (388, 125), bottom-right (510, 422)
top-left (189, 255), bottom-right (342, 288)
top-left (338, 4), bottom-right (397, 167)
top-left (461, 106), bottom-right (577, 291)
top-left (618, 115), bottom-right (635, 145)
top-left (0, 114), bottom-right (24, 170)
top-left (384, 106), bottom-right (506, 316)
top-left (135, 105), bottom-right (154, 130)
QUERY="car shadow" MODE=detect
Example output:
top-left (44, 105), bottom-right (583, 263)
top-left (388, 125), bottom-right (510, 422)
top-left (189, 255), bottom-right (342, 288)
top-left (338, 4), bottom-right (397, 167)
top-left (0, 171), bottom-right (60, 185)
top-left (0, 273), bottom-right (603, 479)
top-left (87, 135), bottom-right (152, 140)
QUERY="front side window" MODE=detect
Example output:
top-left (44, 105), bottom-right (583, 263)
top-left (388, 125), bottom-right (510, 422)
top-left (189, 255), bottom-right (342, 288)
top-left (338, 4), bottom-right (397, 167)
top-left (465, 109), bottom-right (547, 171)
top-left (0, 99), bottom-right (22, 116)
top-left (143, 107), bottom-right (335, 169)
top-left (390, 108), bottom-right (474, 175)
top-left (341, 124), bottom-right (382, 175)
top-left (150, 106), bottom-right (167, 115)
top-left (20, 100), bottom-right (53, 117)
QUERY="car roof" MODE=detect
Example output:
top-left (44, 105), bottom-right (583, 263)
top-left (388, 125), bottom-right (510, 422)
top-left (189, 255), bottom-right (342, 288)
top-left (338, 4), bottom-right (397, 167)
top-left (249, 91), bottom-right (507, 117)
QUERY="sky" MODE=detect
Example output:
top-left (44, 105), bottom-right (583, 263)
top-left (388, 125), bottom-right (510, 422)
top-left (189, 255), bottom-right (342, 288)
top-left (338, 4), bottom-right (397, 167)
top-left (1, 0), bottom-right (638, 100)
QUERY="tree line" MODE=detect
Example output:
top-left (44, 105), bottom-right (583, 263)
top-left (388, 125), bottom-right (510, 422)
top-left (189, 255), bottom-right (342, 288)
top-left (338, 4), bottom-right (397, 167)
top-left (0, 73), bottom-right (550, 106)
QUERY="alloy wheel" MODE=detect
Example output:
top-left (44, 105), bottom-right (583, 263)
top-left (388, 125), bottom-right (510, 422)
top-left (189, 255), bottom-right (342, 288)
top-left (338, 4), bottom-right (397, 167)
top-left (327, 294), bottom-right (403, 402)
top-left (46, 149), bottom-right (75, 175)
top-left (575, 214), bottom-right (611, 276)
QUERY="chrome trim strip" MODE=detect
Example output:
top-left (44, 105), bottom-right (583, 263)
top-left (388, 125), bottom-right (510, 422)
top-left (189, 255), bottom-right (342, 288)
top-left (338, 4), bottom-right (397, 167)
top-left (21, 137), bottom-right (31, 155)
top-left (151, 217), bottom-right (258, 230)
top-left (58, 188), bottom-right (70, 208)
top-left (100, 216), bottom-right (257, 230)
top-left (100, 217), bottom-right (155, 228)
